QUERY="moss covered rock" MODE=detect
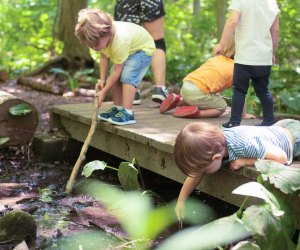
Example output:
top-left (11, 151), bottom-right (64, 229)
top-left (0, 210), bottom-right (37, 244)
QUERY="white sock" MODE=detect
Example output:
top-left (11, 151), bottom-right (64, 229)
top-left (124, 108), bottom-right (133, 115)
top-left (114, 105), bottom-right (123, 110)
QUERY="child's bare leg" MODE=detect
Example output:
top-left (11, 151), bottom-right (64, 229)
top-left (122, 83), bottom-right (136, 110)
top-left (196, 109), bottom-right (225, 118)
top-left (112, 82), bottom-right (123, 106)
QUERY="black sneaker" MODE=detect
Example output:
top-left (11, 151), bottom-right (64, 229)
top-left (221, 121), bottom-right (239, 128)
top-left (151, 87), bottom-right (169, 103)
top-left (133, 90), bottom-right (141, 105)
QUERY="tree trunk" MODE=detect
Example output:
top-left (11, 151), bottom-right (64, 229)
top-left (0, 91), bottom-right (38, 147)
top-left (216, 0), bottom-right (227, 40)
top-left (57, 0), bottom-right (93, 71)
top-left (193, 0), bottom-right (200, 17)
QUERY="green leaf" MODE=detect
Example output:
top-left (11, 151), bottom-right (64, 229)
top-left (233, 182), bottom-right (284, 217)
top-left (9, 103), bottom-right (32, 116)
top-left (0, 137), bottom-right (10, 145)
top-left (39, 188), bottom-right (53, 203)
top-left (82, 160), bottom-right (107, 177)
top-left (231, 241), bottom-right (260, 250)
top-left (118, 161), bottom-right (141, 191)
top-left (157, 214), bottom-right (250, 250)
top-left (242, 205), bottom-right (296, 250)
top-left (280, 91), bottom-right (300, 112)
top-left (255, 159), bottom-right (300, 194)
top-left (50, 67), bottom-right (69, 77)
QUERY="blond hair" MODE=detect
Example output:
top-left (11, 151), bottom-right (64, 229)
top-left (75, 8), bottom-right (113, 47)
top-left (174, 122), bottom-right (226, 177)
top-left (222, 37), bottom-right (235, 58)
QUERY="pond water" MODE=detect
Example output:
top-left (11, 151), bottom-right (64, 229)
top-left (0, 144), bottom-right (238, 249)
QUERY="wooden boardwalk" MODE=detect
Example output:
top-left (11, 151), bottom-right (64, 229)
top-left (50, 100), bottom-right (300, 226)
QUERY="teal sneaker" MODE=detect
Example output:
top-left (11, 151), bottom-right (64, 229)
top-left (108, 109), bottom-right (136, 125)
top-left (98, 107), bottom-right (118, 121)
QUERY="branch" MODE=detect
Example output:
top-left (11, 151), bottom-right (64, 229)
top-left (65, 97), bottom-right (99, 194)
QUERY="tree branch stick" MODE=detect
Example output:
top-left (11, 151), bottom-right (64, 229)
top-left (65, 97), bottom-right (99, 194)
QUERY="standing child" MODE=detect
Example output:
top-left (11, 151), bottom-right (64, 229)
top-left (75, 8), bottom-right (155, 125)
top-left (214, 0), bottom-right (280, 128)
top-left (174, 119), bottom-right (300, 221)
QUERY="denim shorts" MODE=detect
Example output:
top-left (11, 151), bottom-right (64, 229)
top-left (275, 119), bottom-right (300, 158)
top-left (120, 51), bottom-right (152, 88)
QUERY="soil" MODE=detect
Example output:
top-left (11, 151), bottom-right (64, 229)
top-left (0, 79), bottom-right (237, 249)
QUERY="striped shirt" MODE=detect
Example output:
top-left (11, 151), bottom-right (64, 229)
top-left (223, 126), bottom-right (292, 164)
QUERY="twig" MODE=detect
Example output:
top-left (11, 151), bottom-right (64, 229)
top-left (65, 97), bottom-right (99, 194)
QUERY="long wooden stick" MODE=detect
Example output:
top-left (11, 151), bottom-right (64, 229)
top-left (65, 97), bottom-right (99, 194)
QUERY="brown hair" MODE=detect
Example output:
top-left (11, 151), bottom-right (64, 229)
top-left (222, 37), bottom-right (235, 59)
top-left (75, 8), bottom-right (113, 47)
top-left (174, 122), bottom-right (226, 177)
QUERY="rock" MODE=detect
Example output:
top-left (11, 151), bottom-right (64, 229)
top-left (0, 210), bottom-right (37, 244)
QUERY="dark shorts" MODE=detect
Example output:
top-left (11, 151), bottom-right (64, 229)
top-left (114, 0), bottom-right (165, 25)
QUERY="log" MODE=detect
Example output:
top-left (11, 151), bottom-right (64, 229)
top-left (17, 75), bottom-right (65, 95)
top-left (0, 91), bottom-right (38, 147)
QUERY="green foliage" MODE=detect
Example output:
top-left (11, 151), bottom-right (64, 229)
top-left (81, 159), bottom-right (141, 191)
top-left (255, 160), bottom-right (300, 194)
top-left (9, 103), bottom-right (32, 116)
top-left (39, 187), bottom-right (53, 203)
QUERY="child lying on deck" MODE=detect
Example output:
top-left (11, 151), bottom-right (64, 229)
top-left (174, 119), bottom-right (300, 220)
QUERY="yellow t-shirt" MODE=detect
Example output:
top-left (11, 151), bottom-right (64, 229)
top-left (183, 55), bottom-right (234, 94)
top-left (101, 21), bottom-right (155, 64)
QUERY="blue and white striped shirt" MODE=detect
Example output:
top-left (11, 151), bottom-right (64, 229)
top-left (223, 126), bottom-right (291, 164)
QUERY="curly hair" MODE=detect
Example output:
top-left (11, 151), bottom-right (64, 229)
top-left (174, 122), bottom-right (226, 177)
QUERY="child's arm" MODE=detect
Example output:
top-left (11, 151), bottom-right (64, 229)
top-left (95, 63), bottom-right (124, 106)
top-left (175, 174), bottom-right (204, 221)
top-left (230, 145), bottom-right (288, 170)
top-left (96, 54), bottom-right (110, 91)
top-left (214, 10), bottom-right (240, 55)
top-left (270, 15), bottom-right (279, 65)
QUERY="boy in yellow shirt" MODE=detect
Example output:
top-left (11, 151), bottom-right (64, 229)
top-left (75, 8), bottom-right (155, 125)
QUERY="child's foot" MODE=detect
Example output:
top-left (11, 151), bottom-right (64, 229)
top-left (108, 109), bottom-right (136, 126)
top-left (98, 106), bottom-right (119, 121)
top-left (151, 87), bottom-right (169, 104)
top-left (160, 93), bottom-right (181, 114)
top-left (221, 121), bottom-right (239, 128)
top-left (133, 90), bottom-right (141, 105)
top-left (173, 106), bottom-right (200, 118)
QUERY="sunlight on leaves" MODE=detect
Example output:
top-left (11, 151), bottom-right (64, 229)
top-left (233, 182), bottom-right (284, 217)
top-left (82, 160), bottom-right (107, 177)
top-left (39, 188), bottom-right (53, 203)
top-left (255, 159), bottom-right (300, 194)
top-left (231, 240), bottom-right (260, 250)
top-left (9, 103), bottom-right (32, 115)
top-left (242, 205), bottom-right (296, 250)
top-left (118, 161), bottom-right (141, 191)
top-left (157, 214), bottom-right (251, 250)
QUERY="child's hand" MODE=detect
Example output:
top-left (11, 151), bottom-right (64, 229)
top-left (213, 44), bottom-right (223, 56)
top-left (230, 159), bottom-right (245, 170)
top-left (175, 200), bottom-right (185, 222)
top-left (95, 79), bottom-right (105, 91)
top-left (95, 89), bottom-right (106, 107)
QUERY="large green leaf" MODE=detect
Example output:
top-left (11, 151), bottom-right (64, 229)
top-left (242, 205), bottom-right (296, 250)
top-left (255, 159), bottom-right (300, 194)
top-left (280, 91), bottom-right (300, 112)
top-left (118, 161), bottom-right (141, 191)
top-left (231, 241), bottom-right (260, 250)
top-left (81, 160), bottom-right (107, 177)
top-left (157, 214), bottom-right (251, 250)
top-left (78, 179), bottom-right (151, 240)
top-left (0, 137), bottom-right (10, 145)
top-left (9, 103), bottom-right (32, 116)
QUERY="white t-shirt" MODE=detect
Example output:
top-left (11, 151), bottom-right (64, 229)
top-left (229, 0), bottom-right (280, 65)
